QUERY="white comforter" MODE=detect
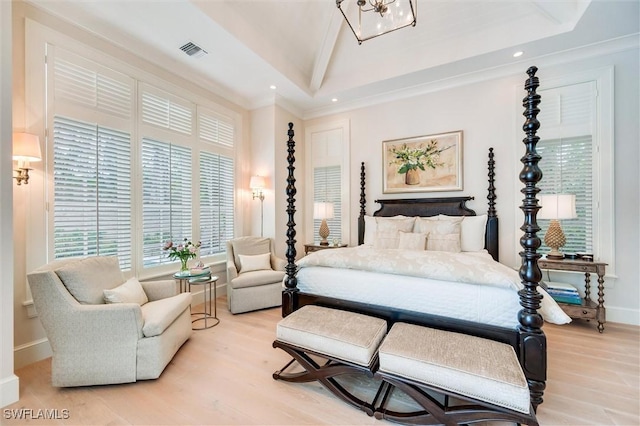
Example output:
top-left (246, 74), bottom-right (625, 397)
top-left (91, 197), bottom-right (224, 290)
top-left (296, 247), bottom-right (571, 325)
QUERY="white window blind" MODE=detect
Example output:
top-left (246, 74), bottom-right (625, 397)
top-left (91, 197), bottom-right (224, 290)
top-left (537, 81), bottom-right (595, 255)
top-left (142, 139), bottom-right (192, 267)
top-left (199, 152), bottom-right (235, 256)
top-left (53, 116), bottom-right (132, 269)
top-left (141, 89), bottom-right (192, 135)
top-left (313, 165), bottom-right (342, 242)
top-left (199, 111), bottom-right (234, 149)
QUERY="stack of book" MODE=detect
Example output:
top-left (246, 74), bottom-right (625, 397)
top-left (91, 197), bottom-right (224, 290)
top-left (545, 281), bottom-right (582, 305)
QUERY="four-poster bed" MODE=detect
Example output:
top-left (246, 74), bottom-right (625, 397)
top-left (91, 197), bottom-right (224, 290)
top-left (282, 66), bottom-right (556, 409)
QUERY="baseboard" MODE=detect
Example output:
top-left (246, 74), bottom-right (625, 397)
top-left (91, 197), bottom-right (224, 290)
top-left (606, 306), bottom-right (640, 326)
top-left (0, 374), bottom-right (20, 408)
top-left (14, 337), bottom-right (52, 370)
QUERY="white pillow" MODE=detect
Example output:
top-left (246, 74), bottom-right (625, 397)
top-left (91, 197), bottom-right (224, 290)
top-left (239, 253), bottom-right (272, 273)
top-left (439, 214), bottom-right (487, 252)
top-left (398, 232), bottom-right (428, 250)
top-left (427, 233), bottom-right (461, 252)
top-left (376, 216), bottom-right (416, 233)
top-left (415, 216), bottom-right (462, 235)
top-left (103, 277), bottom-right (148, 305)
top-left (363, 215), bottom-right (377, 246)
top-left (373, 231), bottom-right (400, 249)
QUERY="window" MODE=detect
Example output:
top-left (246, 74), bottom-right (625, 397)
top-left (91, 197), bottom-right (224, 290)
top-left (141, 139), bottom-right (192, 267)
top-left (44, 43), bottom-right (237, 276)
top-left (313, 165), bottom-right (342, 242)
top-left (534, 71), bottom-right (614, 269)
top-left (53, 117), bottom-right (132, 269)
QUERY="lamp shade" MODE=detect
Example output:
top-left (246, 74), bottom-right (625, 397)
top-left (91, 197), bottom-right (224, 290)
top-left (13, 132), bottom-right (42, 162)
top-left (249, 175), bottom-right (265, 190)
top-left (313, 202), bottom-right (335, 220)
top-left (539, 194), bottom-right (577, 220)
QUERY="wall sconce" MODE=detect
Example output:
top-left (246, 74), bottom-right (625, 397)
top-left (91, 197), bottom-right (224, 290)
top-left (13, 132), bottom-right (42, 185)
top-left (250, 175), bottom-right (266, 237)
top-left (313, 202), bottom-right (335, 246)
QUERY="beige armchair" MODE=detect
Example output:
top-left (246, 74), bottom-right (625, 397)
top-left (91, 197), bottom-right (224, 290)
top-left (226, 236), bottom-right (285, 314)
top-left (28, 256), bottom-right (192, 387)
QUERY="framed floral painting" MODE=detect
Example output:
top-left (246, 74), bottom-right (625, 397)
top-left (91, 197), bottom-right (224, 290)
top-left (383, 131), bottom-right (463, 193)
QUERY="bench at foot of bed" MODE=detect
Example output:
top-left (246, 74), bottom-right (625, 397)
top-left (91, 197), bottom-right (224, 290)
top-left (272, 305), bottom-right (387, 416)
top-left (375, 322), bottom-right (539, 426)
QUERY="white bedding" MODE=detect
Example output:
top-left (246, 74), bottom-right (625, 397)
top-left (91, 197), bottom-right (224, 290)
top-left (296, 247), bottom-right (571, 328)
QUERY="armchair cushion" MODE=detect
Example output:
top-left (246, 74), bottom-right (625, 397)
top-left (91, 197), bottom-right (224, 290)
top-left (239, 253), bottom-right (272, 273)
top-left (231, 237), bottom-right (271, 267)
top-left (231, 269), bottom-right (285, 289)
top-left (140, 279), bottom-right (179, 301)
top-left (104, 277), bottom-right (149, 305)
top-left (56, 256), bottom-right (124, 304)
top-left (140, 293), bottom-right (192, 337)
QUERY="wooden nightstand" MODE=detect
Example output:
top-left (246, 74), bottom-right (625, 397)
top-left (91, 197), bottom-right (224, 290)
top-left (538, 257), bottom-right (607, 333)
top-left (304, 243), bottom-right (348, 255)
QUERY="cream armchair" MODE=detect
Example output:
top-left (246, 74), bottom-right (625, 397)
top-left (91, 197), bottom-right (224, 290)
top-left (226, 236), bottom-right (285, 314)
top-left (28, 256), bottom-right (192, 387)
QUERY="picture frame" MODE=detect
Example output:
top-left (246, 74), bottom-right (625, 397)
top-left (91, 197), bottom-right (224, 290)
top-left (383, 131), bottom-right (463, 194)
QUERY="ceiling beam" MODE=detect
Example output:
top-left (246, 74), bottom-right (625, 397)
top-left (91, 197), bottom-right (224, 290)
top-left (310, 9), bottom-right (343, 94)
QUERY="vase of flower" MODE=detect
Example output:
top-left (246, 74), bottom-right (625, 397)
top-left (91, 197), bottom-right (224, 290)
top-left (163, 238), bottom-right (201, 273)
top-left (405, 168), bottom-right (420, 185)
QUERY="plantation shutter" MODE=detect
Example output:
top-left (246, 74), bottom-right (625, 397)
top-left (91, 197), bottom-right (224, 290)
top-left (313, 165), bottom-right (342, 242)
top-left (53, 117), bottom-right (132, 269)
top-left (51, 48), bottom-right (133, 270)
top-left (199, 153), bottom-right (234, 255)
top-left (141, 139), bottom-right (192, 267)
top-left (198, 109), bottom-right (235, 256)
top-left (537, 81), bottom-right (595, 254)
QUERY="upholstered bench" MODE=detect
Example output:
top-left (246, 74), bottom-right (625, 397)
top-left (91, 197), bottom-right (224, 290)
top-left (375, 322), bottom-right (539, 426)
top-left (272, 305), bottom-right (387, 415)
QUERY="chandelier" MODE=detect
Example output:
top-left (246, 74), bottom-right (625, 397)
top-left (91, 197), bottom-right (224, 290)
top-left (336, 0), bottom-right (417, 44)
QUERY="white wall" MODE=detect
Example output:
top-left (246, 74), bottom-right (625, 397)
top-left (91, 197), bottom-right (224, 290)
top-left (303, 48), bottom-right (639, 325)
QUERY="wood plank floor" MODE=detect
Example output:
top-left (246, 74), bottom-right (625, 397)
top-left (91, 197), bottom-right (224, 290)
top-left (4, 298), bottom-right (639, 425)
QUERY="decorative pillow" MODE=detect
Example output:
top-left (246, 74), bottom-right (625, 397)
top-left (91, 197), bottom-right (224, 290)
top-left (239, 253), bottom-right (272, 273)
top-left (415, 216), bottom-right (462, 235)
top-left (439, 214), bottom-right (487, 252)
top-left (373, 231), bottom-right (400, 249)
top-left (427, 233), bottom-right (462, 252)
top-left (376, 216), bottom-right (416, 233)
top-left (398, 232), bottom-right (428, 250)
top-left (103, 277), bottom-right (148, 305)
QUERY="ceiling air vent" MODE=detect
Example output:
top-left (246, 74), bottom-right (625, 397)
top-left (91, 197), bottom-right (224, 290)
top-left (179, 41), bottom-right (208, 59)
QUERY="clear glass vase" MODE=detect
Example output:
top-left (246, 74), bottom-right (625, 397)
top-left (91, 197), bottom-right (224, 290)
top-left (180, 258), bottom-right (189, 272)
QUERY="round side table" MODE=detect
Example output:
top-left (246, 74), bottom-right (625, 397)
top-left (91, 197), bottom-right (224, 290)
top-left (188, 275), bottom-right (220, 330)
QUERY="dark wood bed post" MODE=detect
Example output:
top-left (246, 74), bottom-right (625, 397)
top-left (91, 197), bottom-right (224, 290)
top-left (518, 66), bottom-right (547, 410)
top-left (283, 122), bottom-right (298, 317)
top-left (486, 148), bottom-right (499, 261)
top-left (357, 162), bottom-right (366, 245)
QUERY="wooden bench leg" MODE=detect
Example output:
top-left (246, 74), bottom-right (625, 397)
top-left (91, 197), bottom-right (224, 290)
top-left (374, 371), bottom-right (539, 426)
top-left (273, 340), bottom-right (379, 416)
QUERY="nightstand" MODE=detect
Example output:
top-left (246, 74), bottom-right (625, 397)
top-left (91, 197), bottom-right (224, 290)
top-left (304, 243), bottom-right (348, 255)
top-left (538, 257), bottom-right (607, 333)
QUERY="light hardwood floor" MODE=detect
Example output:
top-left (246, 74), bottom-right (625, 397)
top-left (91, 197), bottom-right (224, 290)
top-left (4, 298), bottom-right (639, 425)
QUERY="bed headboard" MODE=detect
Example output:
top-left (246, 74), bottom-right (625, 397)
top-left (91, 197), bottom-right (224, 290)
top-left (357, 148), bottom-right (499, 261)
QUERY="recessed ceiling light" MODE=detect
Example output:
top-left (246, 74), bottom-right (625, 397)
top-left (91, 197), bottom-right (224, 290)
top-left (331, 98), bottom-right (338, 102)
top-left (513, 51), bottom-right (524, 58)
top-left (269, 85), bottom-right (277, 90)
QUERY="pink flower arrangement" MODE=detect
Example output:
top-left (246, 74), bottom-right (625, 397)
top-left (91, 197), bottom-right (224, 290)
top-left (163, 238), bottom-right (201, 265)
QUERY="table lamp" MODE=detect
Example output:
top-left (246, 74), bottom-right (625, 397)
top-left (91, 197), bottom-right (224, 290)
top-left (539, 194), bottom-right (577, 259)
top-left (313, 202), bottom-right (334, 246)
